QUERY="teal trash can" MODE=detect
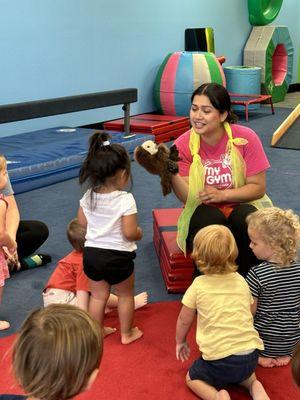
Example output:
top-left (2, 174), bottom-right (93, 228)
top-left (224, 66), bottom-right (262, 110)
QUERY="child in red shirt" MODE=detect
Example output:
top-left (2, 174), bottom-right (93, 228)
top-left (43, 218), bottom-right (148, 313)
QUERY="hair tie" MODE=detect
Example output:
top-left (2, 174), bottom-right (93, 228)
top-left (102, 140), bottom-right (110, 146)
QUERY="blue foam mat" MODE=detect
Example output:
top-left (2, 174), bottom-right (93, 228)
top-left (0, 127), bottom-right (153, 194)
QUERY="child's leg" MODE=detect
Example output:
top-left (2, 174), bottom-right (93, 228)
top-left (240, 373), bottom-right (270, 400)
top-left (88, 279), bottom-right (110, 326)
top-left (0, 286), bottom-right (10, 331)
top-left (105, 293), bottom-right (118, 312)
top-left (215, 391), bottom-right (231, 400)
top-left (186, 372), bottom-right (221, 400)
top-left (76, 290), bottom-right (89, 311)
top-left (105, 291), bottom-right (148, 313)
top-left (113, 273), bottom-right (143, 344)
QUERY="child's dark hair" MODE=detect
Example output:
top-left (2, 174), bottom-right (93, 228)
top-left (79, 131), bottom-right (131, 191)
top-left (67, 218), bottom-right (86, 252)
top-left (191, 83), bottom-right (238, 123)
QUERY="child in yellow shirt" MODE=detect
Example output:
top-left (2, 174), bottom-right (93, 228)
top-left (176, 225), bottom-right (269, 400)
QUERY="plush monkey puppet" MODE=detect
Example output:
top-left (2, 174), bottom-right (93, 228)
top-left (134, 140), bottom-right (180, 196)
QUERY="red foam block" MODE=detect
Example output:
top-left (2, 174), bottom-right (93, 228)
top-left (160, 231), bottom-right (193, 269)
top-left (153, 208), bottom-right (194, 293)
top-left (103, 114), bottom-right (190, 135)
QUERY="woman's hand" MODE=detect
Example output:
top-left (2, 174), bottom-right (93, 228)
top-left (199, 186), bottom-right (225, 204)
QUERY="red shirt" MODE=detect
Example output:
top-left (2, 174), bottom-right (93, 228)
top-left (45, 250), bottom-right (89, 292)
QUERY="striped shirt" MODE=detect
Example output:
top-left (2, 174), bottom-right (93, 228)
top-left (246, 261), bottom-right (300, 357)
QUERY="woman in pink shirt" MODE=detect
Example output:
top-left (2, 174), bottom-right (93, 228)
top-left (172, 83), bottom-right (272, 277)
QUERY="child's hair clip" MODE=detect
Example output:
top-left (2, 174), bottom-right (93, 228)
top-left (102, 140), bottom-right (110, 146)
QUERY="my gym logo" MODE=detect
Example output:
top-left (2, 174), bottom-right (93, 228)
top-left (204, 154), bottom-right (232, 189)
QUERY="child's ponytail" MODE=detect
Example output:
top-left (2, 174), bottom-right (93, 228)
top-left (79, 131), bottom-right (111, 185)
top-left (88, 131), bottom-right (111, 155)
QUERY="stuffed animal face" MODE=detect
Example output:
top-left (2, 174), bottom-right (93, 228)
top-left (134, 141), bottom-right (180, 196)
top-left (141, 140), bottom-right (158, 155)
top-left (134, 141), bottom-right (168, 176)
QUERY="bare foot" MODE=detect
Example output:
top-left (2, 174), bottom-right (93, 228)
top-left (121, 327), bottom-right (143, 344)
top-left (0, 320), bottom-right (10, 331)
top-left (274, 355), bottom-right (291, 367)
top-left (258, 356), bottom-right (276, 368)
top-left (134, 292), bottom-right (148, 310)
top-left (215, 389), bottom-right (231, 400)
top-left (103, 326), bottom-right (117, 337)
top-left (250, 380), bottom-right (270, 400)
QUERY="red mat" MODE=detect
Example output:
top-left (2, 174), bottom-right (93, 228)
top-left (103, 113), bottom-right (190, 143)
top-left (0, 301), bottom-right (298, 399)
top-left (103, 114), bottom-right (190, 134)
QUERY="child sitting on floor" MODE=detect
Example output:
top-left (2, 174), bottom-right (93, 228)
top-left (0, 304), bottom-right (102, 400)
top-left (246, 207), bottom-right (300, 368)
top-left (0, 155), bottom-right (17, 331)
top-left (176, 225), bottom-right (269, 400)
top-left (43, 218), bottom-right (148, 313)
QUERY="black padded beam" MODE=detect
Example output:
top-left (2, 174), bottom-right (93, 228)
top-left (0, 88), bottom-right (137, 124)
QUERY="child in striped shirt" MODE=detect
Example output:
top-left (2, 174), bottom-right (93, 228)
top-left (246, 207), bottom-right (300, 368)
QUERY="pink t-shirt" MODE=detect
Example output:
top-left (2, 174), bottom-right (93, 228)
top-left (174, 124), bottom-right (270, 190)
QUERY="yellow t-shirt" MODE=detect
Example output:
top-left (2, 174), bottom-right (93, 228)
top-left (182, 272), bottom-right (264, 361)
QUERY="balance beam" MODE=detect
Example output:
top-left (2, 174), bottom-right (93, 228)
top-left (0, 88), bottom-right (138, 137)
top-left (271, 104), bottom-right (300, 146)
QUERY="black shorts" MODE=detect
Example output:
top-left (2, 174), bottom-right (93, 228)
top-left (83, 247), bottom-right (135, 285)
top-left (189, 350), bottom-right (259, 387)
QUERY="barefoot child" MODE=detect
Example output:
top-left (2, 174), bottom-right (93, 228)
top-left (78, 131), bottom-right (143, 344)
top-left (246, 207), bottom-right (300, 368)
top-left (0, 156), bottom-right (17, 330)
top-left (176, 225), bottom-right (269, 400)
top-left (43, 218), bottom-right (148, 312)
top-left (0, 304), bottom-right (102, 400)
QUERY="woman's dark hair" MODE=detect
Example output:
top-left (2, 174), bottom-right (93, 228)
top-left (191, 83), bottom-right (238, 123)
top-left (79, 131), bottom-right (131, 191)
